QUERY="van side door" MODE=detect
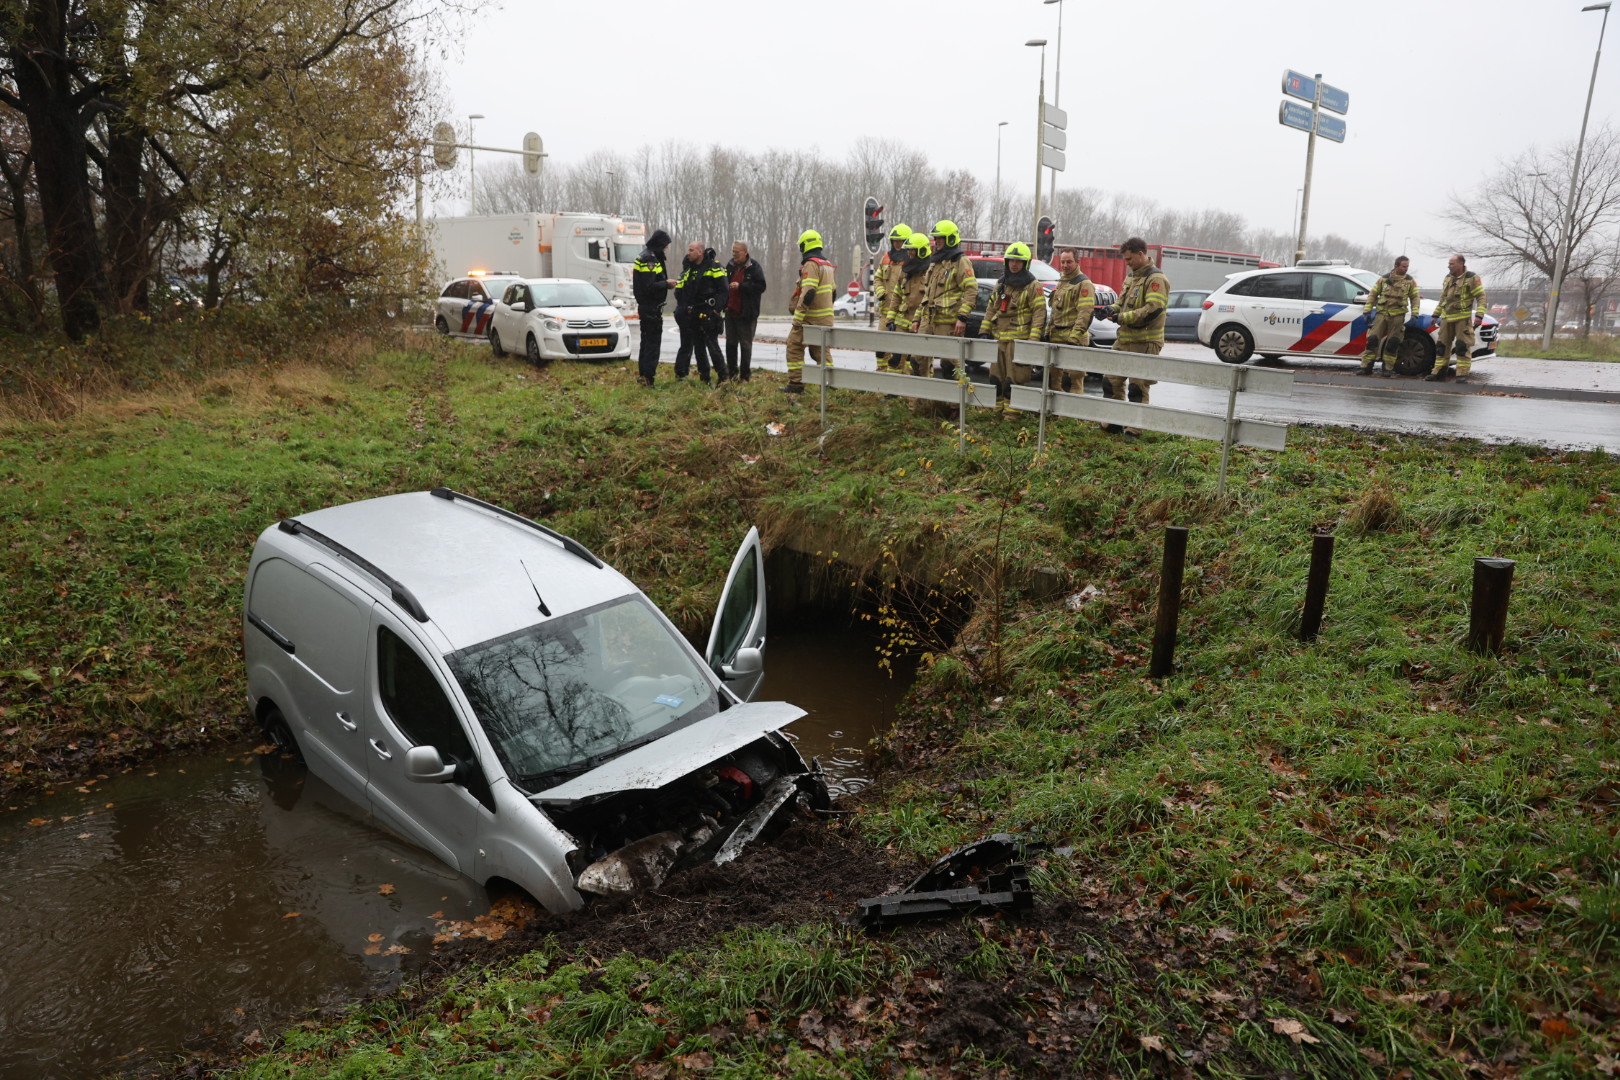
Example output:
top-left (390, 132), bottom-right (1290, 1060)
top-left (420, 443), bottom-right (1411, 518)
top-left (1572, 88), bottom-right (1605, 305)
top-left (362, 609), bottom-right (494, 876)
top-left (705, 527), bottom-right (768, 701)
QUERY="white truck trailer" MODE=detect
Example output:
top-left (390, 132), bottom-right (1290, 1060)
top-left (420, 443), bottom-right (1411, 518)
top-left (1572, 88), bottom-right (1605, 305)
top-left (428, 213), bottom-right (647, 309)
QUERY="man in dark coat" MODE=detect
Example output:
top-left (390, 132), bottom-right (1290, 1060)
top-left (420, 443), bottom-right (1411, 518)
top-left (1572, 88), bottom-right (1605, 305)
top-left (723, 241), bottom-right (768, 381)
top-left (673, 241), bottom-right (730, 383)
top-left (632, 228), bottom-right (678, 386)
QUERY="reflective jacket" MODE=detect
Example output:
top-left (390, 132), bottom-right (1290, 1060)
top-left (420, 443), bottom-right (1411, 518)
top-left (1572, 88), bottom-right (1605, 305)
top-left (632, 230), bottom-right (674, 310)
top-left (1366, 271), bottom-right (1421, 318)
top-left (1115, 262), bottom-right (1169, 345)
top-left (675, 249), bottom-right (728, 321)
top-left (793, 252), bottom-right (837, 325)
top-left (876, 249), bottom-right (908, 322)
top-left (981, 275), bottom-right (1048, 342)
top-left (1436, 271), bottom-right (1486, 322)
top-left (920, 248), bottom-right (977, 324)
top-left (1046, 269), bottom-right (1096, 346)
top-left (896, 259), bottom-right (931, 331)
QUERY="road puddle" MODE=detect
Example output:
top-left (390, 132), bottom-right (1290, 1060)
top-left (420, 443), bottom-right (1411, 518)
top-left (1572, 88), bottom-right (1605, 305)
top-left (0, 616), bottom-right (910, 1078)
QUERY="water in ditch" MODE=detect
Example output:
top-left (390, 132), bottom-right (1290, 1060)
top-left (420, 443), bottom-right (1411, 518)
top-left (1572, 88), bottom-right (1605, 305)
top-left (0, 615), bottom-right (911, 1079)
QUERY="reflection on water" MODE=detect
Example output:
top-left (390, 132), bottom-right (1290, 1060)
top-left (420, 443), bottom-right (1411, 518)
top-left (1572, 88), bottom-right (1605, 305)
top-left (760, 611), bottom-right (919, 798)
top-left (0, 617), bottom-right (917, 1078)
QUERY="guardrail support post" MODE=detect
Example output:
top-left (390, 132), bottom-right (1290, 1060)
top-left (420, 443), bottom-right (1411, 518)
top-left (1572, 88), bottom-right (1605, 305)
top-left (1150, 525), bottom-right (1190, 678)
top-left (1035, 344), bottom-right (1053, 460)
top-left (1216, 368), bottom-right (1240, 498)
top-left (1298, 530), bottom-right (1335, 641)
top-left (1466, 557), bottom-right (1516, 655)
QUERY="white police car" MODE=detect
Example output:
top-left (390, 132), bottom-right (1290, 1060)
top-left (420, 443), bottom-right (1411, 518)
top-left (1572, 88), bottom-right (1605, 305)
top-left (1197, 261), bottom-right (1498, 376)
top-left (434, 272), bottom-right (523, 340)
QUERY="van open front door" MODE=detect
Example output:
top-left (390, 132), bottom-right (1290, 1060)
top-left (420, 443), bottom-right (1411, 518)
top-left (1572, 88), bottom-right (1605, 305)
top-left (705, 527), bottom-right (767, 702)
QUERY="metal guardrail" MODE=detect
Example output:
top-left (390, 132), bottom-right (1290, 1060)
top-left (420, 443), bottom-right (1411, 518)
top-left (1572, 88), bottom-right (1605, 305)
top-left (801, 326), bottom-right (1294, 494)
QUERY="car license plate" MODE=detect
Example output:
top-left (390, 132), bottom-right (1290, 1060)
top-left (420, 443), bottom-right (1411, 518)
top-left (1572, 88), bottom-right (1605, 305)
top-left (580, 337), bottom-right (608, 347)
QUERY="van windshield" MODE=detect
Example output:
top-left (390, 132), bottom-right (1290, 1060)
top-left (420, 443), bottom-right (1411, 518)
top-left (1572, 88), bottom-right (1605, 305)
top-left (448, 595), bottom-right (717, 785)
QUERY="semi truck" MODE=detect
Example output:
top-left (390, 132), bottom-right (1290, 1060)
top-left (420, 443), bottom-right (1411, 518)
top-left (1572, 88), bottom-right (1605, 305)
top-left (427, 213), bottom-right (647, 309)
top-left (960, 239), bottom-right (1278, 292)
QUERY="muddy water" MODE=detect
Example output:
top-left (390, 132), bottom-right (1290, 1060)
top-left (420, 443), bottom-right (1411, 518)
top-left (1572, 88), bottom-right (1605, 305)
top-left (0, 619), bottom-right (910, 1079)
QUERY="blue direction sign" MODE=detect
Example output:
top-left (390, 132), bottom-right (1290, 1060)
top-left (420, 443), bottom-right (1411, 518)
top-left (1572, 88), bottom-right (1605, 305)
top-left (1282, 70), bottom-right (1316, 103)
top-left (1318, 83), bottom-right (1349, 116)
top-left (1279, 100), bottom-right (1314, 133)
top-left (1314, 113), bottom-right (1347, 143)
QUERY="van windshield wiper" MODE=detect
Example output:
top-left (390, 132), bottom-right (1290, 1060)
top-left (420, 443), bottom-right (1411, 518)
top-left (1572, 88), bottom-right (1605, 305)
top-left (525, 734), bottom-right (661, 789)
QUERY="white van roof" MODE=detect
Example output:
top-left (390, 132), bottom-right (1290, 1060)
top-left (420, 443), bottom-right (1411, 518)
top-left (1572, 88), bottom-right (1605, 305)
top-left (273, 490), bottom-right (634, 651)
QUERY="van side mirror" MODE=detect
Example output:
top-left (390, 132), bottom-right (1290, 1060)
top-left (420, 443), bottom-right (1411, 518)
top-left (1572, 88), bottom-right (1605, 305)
top-left (404, 744), bottom-right (457, 784)
top-left (720, 646), bottom-right (763, 681)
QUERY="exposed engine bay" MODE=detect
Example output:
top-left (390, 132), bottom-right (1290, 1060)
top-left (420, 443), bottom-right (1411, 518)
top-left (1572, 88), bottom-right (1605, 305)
top-left (544, 734), bottom-right (830, 897)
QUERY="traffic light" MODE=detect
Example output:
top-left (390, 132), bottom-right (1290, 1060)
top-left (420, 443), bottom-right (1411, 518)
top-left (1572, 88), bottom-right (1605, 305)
top-left (1036, 216), bottom-right (1056, 263)
top-left (863, 196), bottom-right (884, 253)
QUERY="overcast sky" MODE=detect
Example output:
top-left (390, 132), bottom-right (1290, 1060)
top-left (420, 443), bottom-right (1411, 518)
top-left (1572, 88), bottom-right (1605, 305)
top-left (433, 0), bottom-right (1617, 286)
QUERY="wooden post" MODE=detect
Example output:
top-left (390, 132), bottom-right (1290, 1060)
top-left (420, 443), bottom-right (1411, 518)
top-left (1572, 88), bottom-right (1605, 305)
top-left (1150, 526), bottom-right (1189, 678)
top-left (1298, 531), bottom-right (1335, 641)
top-left (1466, 557), bottom-right (1516, 655)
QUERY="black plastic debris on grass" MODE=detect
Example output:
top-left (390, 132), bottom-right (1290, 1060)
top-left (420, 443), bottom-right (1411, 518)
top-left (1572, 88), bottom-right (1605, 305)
top-left (851, 833), bottom-right (1043, 929)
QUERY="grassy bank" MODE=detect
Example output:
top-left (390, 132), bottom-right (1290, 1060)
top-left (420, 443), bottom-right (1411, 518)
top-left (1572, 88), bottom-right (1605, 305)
top-left (1496, 333), bottom-right (1618, 361)
top-left (2, 333), bottom-right (1617, 1076)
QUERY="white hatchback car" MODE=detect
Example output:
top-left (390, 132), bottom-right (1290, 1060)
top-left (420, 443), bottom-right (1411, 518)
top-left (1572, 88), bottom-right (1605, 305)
top-left (434, 273), bottom-right (524, 340)
top-left (244, 489), bottom-right (826, 912)
top-left (1197, 262), bottom-right (1498, 375)
top-left (488, 278), bottom-right (631, 364)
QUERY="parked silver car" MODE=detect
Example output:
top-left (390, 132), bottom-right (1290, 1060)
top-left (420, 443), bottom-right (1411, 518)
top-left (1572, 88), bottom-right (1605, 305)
top-left (244, 489), bottom-right (826, 912)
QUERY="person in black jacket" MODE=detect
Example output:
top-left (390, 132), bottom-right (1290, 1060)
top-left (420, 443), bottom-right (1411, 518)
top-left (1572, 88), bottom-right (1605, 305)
top-left (632, 229), bottom-right (677, 386)
top-left (723, 241), bottom-right (768, 381)
top-left (673, 241), bottom-right (730, 383)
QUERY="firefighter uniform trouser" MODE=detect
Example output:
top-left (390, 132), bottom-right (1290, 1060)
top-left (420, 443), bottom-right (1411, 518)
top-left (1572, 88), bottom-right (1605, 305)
top-left (785, 318), bottom-right (832, 384)
top-left (637, 309), bottom-right (663, 383)
top-left (990, 340), bottom-right (1032, 386)
top-left (1362, 312), bottom-right (1407, 371)
top-left (913, 319), bottom-right (960, 377)
top-left (1434, 319), bottom-right (1476, 375)
top-left (1105, 341), bottom-right (1160, 432)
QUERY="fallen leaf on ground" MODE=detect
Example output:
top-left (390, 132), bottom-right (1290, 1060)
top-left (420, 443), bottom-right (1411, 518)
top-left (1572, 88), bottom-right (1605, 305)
top-left (1268, 1017), bottom-right (1320, 1044)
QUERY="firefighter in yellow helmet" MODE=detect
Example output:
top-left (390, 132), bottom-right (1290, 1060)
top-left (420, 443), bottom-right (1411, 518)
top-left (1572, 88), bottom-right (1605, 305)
top-left (875, 224), bottom-right (913, 371)
top-left (894, 232), bottom-right (934, 376)
top-left (1427, 253), bottom-right (1486, 383)
top-left (1103, 236), bottom-right (1168, 436)
top-left (915, 220), bottom-right (977, 378)
top-left (1360, 255), bottom-right (1421, 377)
top-left (784, 229), bottom-right (837, 393)
top-left (981, 241), bottom-right (1047, 408)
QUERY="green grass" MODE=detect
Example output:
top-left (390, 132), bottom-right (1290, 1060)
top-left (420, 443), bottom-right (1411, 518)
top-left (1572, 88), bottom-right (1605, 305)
top-left (2, 328), bottom-right (1617, 1076)
top-left (1496, 333), bottom-right (1618, 361)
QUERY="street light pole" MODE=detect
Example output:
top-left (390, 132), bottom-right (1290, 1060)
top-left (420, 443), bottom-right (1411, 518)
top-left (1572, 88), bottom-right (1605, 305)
top-left (995, 121), bottom-right (1009, 237)
top-left (1542, 0), bottom-right (1611, 349)
top-left (1027, 39), bottom-right (1048, 244)
top-left (467, 113), bottom-right (485, 213)
top-left (1043, 0), bottom-right (1065, 213)
top-left (1380, 222), bottom-right (1393, 252)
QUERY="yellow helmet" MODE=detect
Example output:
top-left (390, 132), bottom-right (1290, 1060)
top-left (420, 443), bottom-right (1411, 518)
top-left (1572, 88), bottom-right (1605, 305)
top-left (798, 229), bottom-right (823, 254)
top-left (888, 223), bottom-right (912, 243)
top-left (930, 220), bottom-right (960, 247)
top-left (1005, 242), bottom-right (1032, 263)
top-left (908, 233), bottom-right (931, 257)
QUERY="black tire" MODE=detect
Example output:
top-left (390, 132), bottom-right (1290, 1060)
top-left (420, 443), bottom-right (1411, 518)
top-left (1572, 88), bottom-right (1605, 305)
top-left (489, 326), bottom-right (505, 358)
top-left (434, 315), bottom-right (449, 335)
top-left (1211, 323), bottom-right (1254, 364)
top-left (1258, 353), bottom-right (1281, 362)
top-left (259, 705), bottom-right (303, 762)
top-left (526, 334), bottom-right (547, 366)
top-left (1394, 328), bottom-right (1436, 376)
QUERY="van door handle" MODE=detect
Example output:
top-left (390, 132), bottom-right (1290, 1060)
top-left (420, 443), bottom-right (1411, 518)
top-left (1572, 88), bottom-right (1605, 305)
top-left (337, 712), bottom-right (356, 731)
top-left (369, 739), bottom-right (392, 761)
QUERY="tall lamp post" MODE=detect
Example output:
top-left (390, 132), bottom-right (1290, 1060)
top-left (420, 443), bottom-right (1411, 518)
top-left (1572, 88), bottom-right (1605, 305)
top-left (1380, 223), bottom-right (1393, 252)
top-left (1043, 0), bottom-right (1065, 215)
top-left (1026, 38), bottom-right (1048, 244)
top-left (1542, 0), bottom-right (1611, 348)
top-left (995, 121), bottom-right (1009, 237)
top-left (467, 112), bottom-right (485, 213)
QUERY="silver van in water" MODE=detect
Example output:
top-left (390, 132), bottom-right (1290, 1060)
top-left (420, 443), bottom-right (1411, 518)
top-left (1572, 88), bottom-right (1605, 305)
top-left (243, 488), bottom-right (826, 912)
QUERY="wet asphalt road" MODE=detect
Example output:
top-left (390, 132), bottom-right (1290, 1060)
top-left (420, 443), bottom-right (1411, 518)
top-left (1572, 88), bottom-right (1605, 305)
top-left (633, 321), bottom-right (1620, 453)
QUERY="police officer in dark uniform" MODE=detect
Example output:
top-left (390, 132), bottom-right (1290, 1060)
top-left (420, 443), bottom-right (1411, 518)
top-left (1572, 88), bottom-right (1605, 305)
top-left (632, 229), bottom-right (677, 386)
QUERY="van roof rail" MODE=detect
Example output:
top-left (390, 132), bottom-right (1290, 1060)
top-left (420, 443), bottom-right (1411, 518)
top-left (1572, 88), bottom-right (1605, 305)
top-left (277, 519), bottom-right (430, 622)
top-left (429, 487), bottom-right (604, 569)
